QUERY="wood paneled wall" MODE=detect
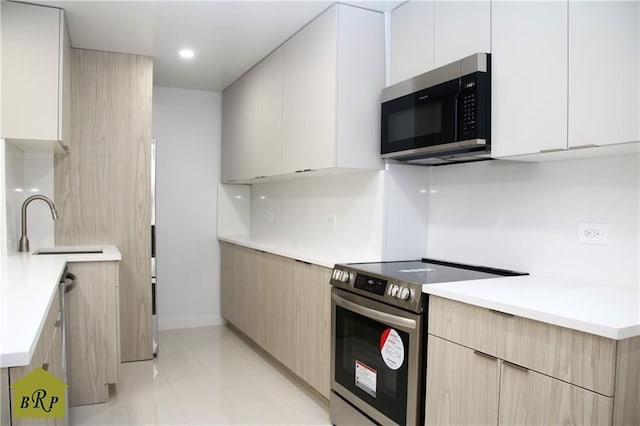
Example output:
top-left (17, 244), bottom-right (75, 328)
top-left (55, 49), bottom-right (153, 362)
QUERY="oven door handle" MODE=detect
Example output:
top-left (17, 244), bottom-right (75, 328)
top-left (332, 292), bottom-right (417, 330)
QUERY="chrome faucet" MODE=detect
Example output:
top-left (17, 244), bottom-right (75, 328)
top-left (19, 195), bottom-right (59, 252)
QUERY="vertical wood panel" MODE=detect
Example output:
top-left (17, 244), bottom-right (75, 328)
top-left (65, 262), bottom-right (117, 406)
top-left (55, 49), bottom-right (152, 362)
top-left (613, 336), bottom-right (640, 425)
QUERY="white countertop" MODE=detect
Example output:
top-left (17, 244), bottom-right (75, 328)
top-left (222, 237), bottom-right (640, 340)
top-left (218, 235), bottom-right (379, 269)
top-left (423, 275), bottom-right (640, 340)
top-left (0, 246), bottom-right (121, 368)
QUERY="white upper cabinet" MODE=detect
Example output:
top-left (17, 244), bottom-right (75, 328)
top-left (1, 1), bottom-right (70, 152)
top-left (389, 0), bottom-right (490, 86)
top-left (258, 46), bottom-right (284, 178)
top-left (389, 1), bottom-right (435, 85)
top-left (299, 6), bottom-right (338, 173)
top-left (433, 1), bottom-right (491, 69)
top-left (492, 0), bottom-right (640, 159)
top-left (222, 75), bottom-right (251, 182)
top-left (568, 1), bottom-right (639, 148)
top-left (222, 4), bottom-right (384, 183)
top-left (282, 27), bottom-right (307, 175)
top-left (491, 1), bottom-right (568, 158)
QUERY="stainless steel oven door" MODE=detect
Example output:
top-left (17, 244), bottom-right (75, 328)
top-left (330, 288), bottom-right (424, 426)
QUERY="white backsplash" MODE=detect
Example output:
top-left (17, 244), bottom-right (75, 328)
top-left (250, 171), bottom-right (386, 262)
top-left (4, 142), bottom-right (55, 254)
top-left (382, 163), bottom-right (429, 261)
top-left (426, 155), bottom-right (639, 290)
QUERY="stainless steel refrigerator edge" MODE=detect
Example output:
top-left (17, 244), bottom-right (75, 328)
top-left (151, 139), bottom-right (158, 356)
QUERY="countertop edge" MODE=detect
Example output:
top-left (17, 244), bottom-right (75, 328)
top-left (423, 283), bottom-right (640, 340)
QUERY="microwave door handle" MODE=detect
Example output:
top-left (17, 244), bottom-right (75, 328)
top-left (331, 292), bottom-right (417, 331)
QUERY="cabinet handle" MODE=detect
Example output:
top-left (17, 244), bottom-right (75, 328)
top-left (538, 148), bottom-right (565, 153)
top-left (489, 309), bottom-right (514, 318)
top-left (64, 272), bottom-right (77, 293)
top-left (569, 144), bottom-right (598, 150)
top-left (42, 363), bottom-right (49, 372)
top-left (503, 360), bottom-right (529, 373)
top-left (473, 350), bottom-right (497, 361)
top-left (295, 259), bottom-right (311, 265)
top-left (253, 175), bottom-right (266, 179)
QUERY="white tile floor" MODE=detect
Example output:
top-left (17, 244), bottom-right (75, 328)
top-left (70, 326), bottom-right (332, 425)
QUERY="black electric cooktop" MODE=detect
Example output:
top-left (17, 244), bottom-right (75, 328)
top-left (347, 258), bottom-right (526, 285)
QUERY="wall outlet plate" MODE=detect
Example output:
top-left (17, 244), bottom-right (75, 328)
top-left (577, 222), bottom-right (608, 245)
top-left (265, 211), bottom-right (274, 223)
top-left (327, 214), bottom-right (337, 228)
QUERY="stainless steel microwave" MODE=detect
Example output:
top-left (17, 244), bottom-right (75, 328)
top-left (381, 53), bottom-right (491, 165)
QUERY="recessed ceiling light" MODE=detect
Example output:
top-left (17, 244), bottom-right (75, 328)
top-left (179, 48), bottom-right (195, 59)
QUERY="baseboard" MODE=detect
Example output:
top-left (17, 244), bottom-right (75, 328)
top-left (158, 314), bottom-right (224, 331)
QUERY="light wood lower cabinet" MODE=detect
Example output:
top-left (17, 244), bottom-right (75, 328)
top-left (426, 335), bottom-right (500, 425)
top-left (426, 296), bottom-right (639, 426)
top-left (499, 358), bottom-right (612, 425)
top-left (220, 242), bottom-right (331, 399)
top-left (6, 287), bottom-right (66, 426)
top-left (65, 261), bottom-right (120, 406)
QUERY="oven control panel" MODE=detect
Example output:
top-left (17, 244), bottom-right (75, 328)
top-left (353, 274), bottom-right (387, 296)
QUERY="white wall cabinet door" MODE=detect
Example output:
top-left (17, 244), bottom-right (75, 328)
top-left (281, 25), bottom-right (308, 174)
top-left (1, 2), bottom-right (70, 151)
top-left (221, 80), bottom-right (241, 182)
top-left (390, 0), bottom-right (490, 86)
top-left (389, 1), bottom-right (435, 86)
top-left (568, 1), bottom-right (639, 148)
top-left (491, 1), bottom-right (568, 158)
top-left (305, 6), bottom-right (338, 172)
top-left (257, 46), bottom-right (284, 178)
top-left (222, 71), bottom-right (260, 182)
top-left (434, 1), bottom-right (490, 69)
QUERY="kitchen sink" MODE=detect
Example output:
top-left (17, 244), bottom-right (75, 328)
top-left (34, 247), bottom-right (104, 255)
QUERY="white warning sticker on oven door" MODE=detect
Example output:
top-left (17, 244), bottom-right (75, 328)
top-left (380, 328), bottom-right (404, 370)
top-left (355, 360), bottom-right (377, 398)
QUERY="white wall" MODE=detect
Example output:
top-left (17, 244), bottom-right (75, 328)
top-left (251, 171), bottom-right (385, 262)
top-left (426, 155), bottom-right (639, 290)
top-left (4, 143), bottom-right (54, 254)
top-left (152, 86), bottom-right (222, 330)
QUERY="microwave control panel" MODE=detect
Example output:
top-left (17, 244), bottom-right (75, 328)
top-left (354, 274), bottom-right (387, 296)
top-left (460, 76), bottom-right (478, 140)
top-left (458, 71), bottom-right (489, 142)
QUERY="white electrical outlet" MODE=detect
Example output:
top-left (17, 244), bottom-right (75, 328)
top-left (577, 223), bottom-right (608, 245)
top-left (265, 211), bottom-right (274, 223)
top-left (327, 214), bottom-right (337, 228)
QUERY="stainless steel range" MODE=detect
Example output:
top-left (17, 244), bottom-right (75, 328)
top-left (329, 258), bottom-right (526, 425)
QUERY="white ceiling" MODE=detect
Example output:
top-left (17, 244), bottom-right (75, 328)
top-left (32, 1), bottom-right (403, 92)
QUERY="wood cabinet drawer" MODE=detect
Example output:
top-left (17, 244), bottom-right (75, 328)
top-left (499, 359), bottom-right (613, 425)
top-left (503, 314), bottom-right (616, 396)
top-left (428, 296), bottom-right (616, 396)
top-left (428, 296), bottom-right (508, 358)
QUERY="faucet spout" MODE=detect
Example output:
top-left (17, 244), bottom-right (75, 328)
top-left (19, 195), bottom-right (59, 253)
